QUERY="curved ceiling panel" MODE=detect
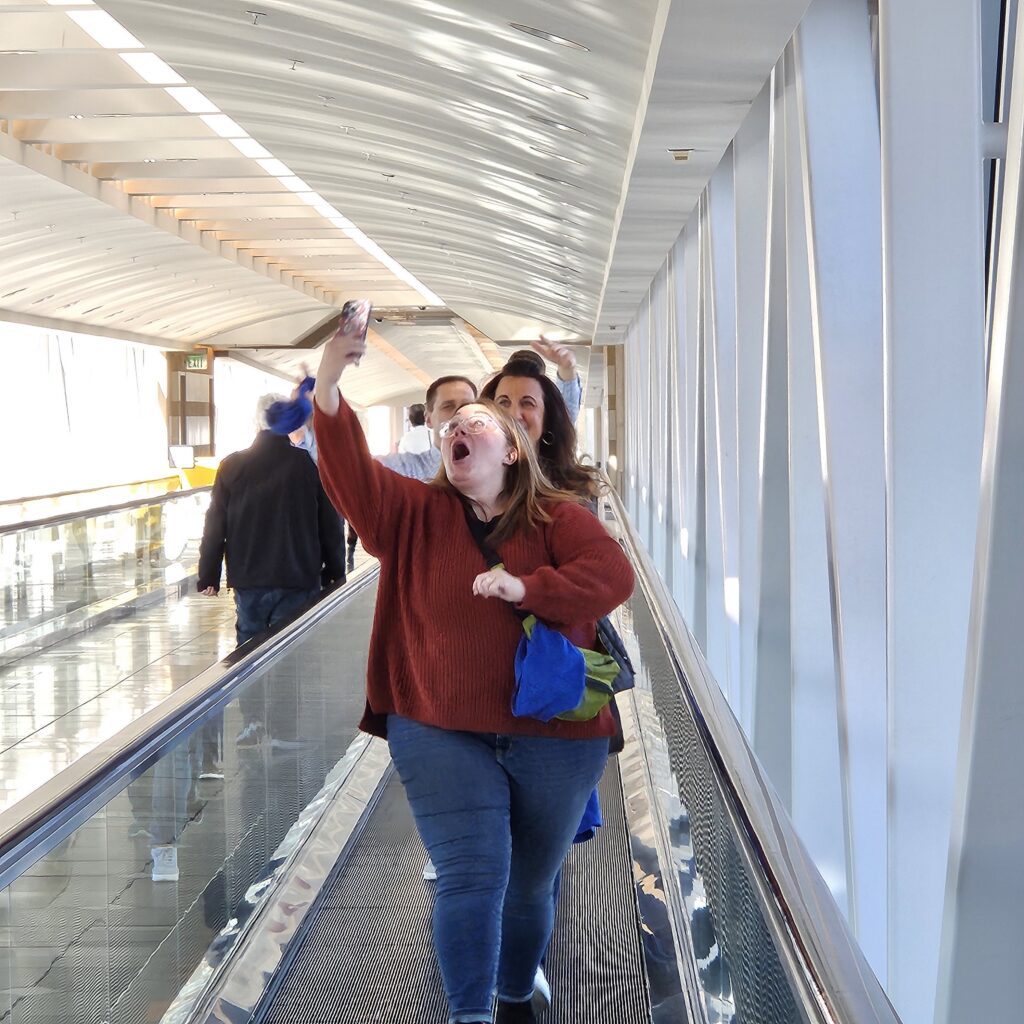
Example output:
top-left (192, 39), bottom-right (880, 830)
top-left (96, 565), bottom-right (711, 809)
top-left (102, 0), bottom-right (663, 338)
top-left (0, 153), bottom-right (328, 343)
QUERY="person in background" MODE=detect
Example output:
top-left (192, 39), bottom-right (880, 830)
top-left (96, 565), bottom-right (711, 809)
top-left (398, 402), bottom-right (432, 454)
top-left (313, 299), bottom-right (634, 1024)
top-left (480, 356), bottom-right (603, 506)
top-left (379, 375), bottom-right (478, 482)
top-left (514, 337), bottom-right (583, 424)
top-left (198, 394), bottom-right (345, 745)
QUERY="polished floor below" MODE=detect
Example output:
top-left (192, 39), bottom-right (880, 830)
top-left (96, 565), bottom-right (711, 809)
top-left (0, 552), bottom-right (374, 816)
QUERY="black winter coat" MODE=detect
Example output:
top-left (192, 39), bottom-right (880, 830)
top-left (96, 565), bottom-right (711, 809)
top-left (197, 431), bottom-right (344, 592)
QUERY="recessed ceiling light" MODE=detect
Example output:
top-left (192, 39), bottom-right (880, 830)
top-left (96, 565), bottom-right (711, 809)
top-left (278, 176), bottom-right (311, 192)
top-left (258, 158), bottom-right (292, 176)
top-left (165, 87), bottom-right (219, 114)
top-left (69, 113), bottom-right (84, 119)
top-left (509, 23), bottom-right (589, 51)
top-left (67, 9), bottom-right (142, 48)
top-left (201, 113), bottom-right (246, 138)
top-left (142, 158), bottom-right (156, 163)
top-left (528, 114), bottom-right (586, 135)
top-left (518, 74), bottom-right (588, 100)
top-left (668, 148), bottom-right (694, 161)
top-left (230, 137), bottom-right (271, 159)
top-left (120, 52), bottom-right (184, 84)
top-left (529, 146), bottom-right (583, 166)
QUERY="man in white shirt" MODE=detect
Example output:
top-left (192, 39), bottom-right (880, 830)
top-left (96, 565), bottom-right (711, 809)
top-left (397, 403), bottom-right (432, 454)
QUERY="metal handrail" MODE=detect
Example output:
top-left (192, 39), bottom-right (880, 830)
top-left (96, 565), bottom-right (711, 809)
top-left (0, 484), bottom-right (213, 537)
top-left (0, 567), bottom-right (379, 891)
top-left (606, 489), bottom-right (900, 1024)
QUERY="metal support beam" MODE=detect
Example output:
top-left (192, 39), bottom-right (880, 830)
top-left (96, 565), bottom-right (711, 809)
top-left (936, 4), bottom-right (1024, 1019)
top-left (878, 0), bottom-right (987, 1016)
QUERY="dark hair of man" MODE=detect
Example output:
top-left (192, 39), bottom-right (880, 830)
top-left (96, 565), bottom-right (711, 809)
top-left (479, 358), bottom-right (604, 500)
top-left (408, 403), bottom-right (426, 427)
top-left (425, 375), bottom-right (478, 412)
top-left (508, 349), bottom-right (546, 373)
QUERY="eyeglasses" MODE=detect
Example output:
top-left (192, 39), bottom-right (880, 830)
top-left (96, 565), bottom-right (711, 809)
top-left (439, 413), bottom-right (502, 439)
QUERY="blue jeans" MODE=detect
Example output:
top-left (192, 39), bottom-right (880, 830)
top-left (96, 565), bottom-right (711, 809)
top-left (233, 586), bottom-right (319, 646)
top-left (387, 715), bottom-right (609, 1023)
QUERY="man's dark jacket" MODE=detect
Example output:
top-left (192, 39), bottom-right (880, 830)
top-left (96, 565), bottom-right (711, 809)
top-left (198, 431), bottom-right (344, 592)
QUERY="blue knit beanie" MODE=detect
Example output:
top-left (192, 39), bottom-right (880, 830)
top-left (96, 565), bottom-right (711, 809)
top-left (265, 377), bottom-right (315, 434)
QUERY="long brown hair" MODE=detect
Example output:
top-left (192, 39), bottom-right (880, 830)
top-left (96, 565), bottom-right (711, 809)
top-left (431, 399), bottom-right (580, 546)
top-left (479, 359), bottom-right (605, 500)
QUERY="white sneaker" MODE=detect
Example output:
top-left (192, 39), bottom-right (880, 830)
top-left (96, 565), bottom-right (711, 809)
top-left (151, 845), bottom-right (179, 882)
top-left (531, 965), bottom-right (551, 1013)
top-left (422, 857), bottom-right (437, 881)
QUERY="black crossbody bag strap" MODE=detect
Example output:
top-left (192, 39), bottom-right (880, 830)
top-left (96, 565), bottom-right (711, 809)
top-left (461, 503), bottom-right (529, 623)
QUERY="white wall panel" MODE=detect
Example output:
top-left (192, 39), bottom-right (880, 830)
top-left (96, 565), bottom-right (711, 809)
top-left (617, 0), bottom-right (1008, 1015)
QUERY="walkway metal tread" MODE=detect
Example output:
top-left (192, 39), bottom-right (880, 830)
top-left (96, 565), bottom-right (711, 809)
top-left (262, 763), bottom-right (651, 1023)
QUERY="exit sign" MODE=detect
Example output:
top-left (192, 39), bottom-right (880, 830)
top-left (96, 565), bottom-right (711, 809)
top-left (185, 353), bottom-right (208, 371)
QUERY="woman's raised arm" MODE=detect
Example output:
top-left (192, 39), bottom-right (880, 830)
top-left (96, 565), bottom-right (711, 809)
top-left (313, 300), bottom-right (425, 556)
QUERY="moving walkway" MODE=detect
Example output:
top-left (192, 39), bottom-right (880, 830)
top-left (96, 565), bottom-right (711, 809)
top-left (0, 497), bottom-right (900, 1024)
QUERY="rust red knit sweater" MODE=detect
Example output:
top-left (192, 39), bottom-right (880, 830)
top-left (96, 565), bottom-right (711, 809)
top-left (313, 395), bottom-right (635, 740)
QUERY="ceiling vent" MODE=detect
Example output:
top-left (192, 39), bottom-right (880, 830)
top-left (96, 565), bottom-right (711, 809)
top-left (668, 148), bottom-right (693, 162)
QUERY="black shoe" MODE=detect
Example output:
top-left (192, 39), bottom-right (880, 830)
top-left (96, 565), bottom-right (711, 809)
top-left (494, 998), bottom-right (537, 1023)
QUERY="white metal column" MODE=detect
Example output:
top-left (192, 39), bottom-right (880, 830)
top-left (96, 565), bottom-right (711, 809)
top-left (795, 0), bottom-right (888, 974)
top-left (879, 0), bottom-right (987, 1017)
top-left (936, 5), bottom-right (1024, 1020)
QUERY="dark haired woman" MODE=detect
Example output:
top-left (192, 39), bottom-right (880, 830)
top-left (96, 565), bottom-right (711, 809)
top-left (313, 300), bottom-right (634, 1024)
top-left (480, 357), bottom-right (604, 504)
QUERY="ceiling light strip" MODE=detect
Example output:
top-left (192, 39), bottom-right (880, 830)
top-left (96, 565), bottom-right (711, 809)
top-left (67, 9), bottom-right (141, 48)
top-left (119, 52), bottom-right (184, 85)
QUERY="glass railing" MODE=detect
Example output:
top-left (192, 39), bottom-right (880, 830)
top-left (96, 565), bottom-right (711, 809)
top-left (0, 488), bottom-right (212, 666)
top-left (0, 477), bottom-right (184, 530)
top-left (0, 571), bottom-right (378, 1024)
top-left (607, 490), bottom-right (900, 1024)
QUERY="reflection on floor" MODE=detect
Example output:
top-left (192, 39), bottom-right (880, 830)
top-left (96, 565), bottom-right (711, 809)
top-left (1, 557), bottom-right (377, 1024)
top-left (0, 553), bottom-right (374, 815)
top-left (0, 590), bottom-right (234, 814)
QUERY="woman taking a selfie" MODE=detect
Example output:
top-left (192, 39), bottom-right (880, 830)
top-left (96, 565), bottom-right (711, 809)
top-left (313, 300), bottom-right (634, 1024)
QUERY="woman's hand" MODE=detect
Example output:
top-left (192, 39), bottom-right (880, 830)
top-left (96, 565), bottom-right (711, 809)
top-left (472, 568), bottom-right (526, 604)
top-left (314, 299), bottom-right (371, 415)
top-left (530, 335), bottom-right (577, 382)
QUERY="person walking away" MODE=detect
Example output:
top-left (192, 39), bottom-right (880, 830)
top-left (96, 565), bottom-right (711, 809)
top-left (198, 393), bottom-right (346, 745)
top-left (399, 402), bottom-right (432, 454)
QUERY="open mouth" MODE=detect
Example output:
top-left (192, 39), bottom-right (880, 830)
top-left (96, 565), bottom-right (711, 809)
top-left (452, 441), bottom-right (470, 462)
